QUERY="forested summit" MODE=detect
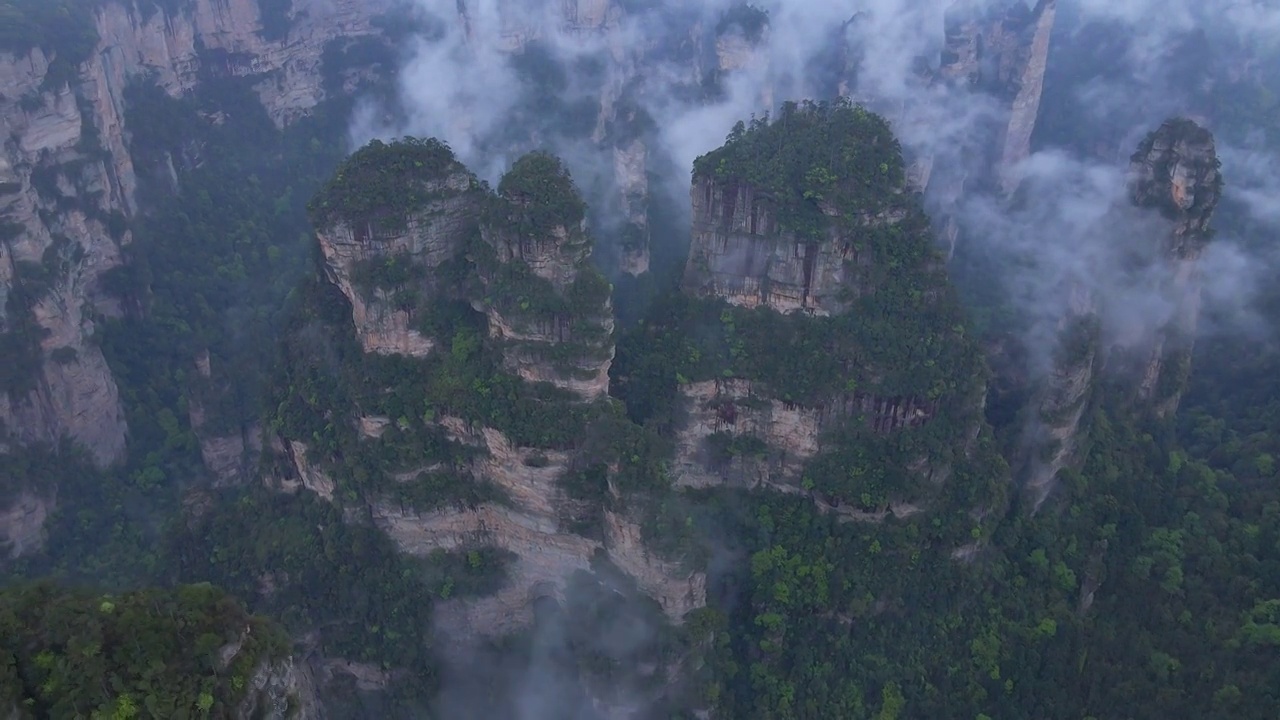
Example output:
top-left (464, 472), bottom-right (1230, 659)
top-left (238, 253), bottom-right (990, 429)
top-left (693, 98), bottom-right (908, 239)
top-left (308, 136), bottom-right (477, 232)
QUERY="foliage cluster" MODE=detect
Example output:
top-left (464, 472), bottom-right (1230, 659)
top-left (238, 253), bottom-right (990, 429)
top-left (308, 137), bottom-right (473, 232)
top-left (692, 99), bottom-right (907, 240)
top-left (677, 392), bottom-right (1280, 719)
top-left (715, 3), bottom-right (770, 43)
top-left (494, 152), bottom-right (588, 237)
top-left (172, 488), bottom-right (442, 672)
top-left (0, 581), bottom-right (288, 719)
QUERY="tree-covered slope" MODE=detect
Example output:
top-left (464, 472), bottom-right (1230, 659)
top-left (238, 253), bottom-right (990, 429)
top-left (615, 101), bottom-right (1280, 720)
top-left (0, 581), bottom-right (300, 719)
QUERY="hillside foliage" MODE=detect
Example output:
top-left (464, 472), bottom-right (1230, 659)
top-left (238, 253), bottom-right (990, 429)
top-left (0, 581), bottom-right (289, 719)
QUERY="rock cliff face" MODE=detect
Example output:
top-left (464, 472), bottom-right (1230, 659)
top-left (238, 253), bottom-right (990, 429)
top-left (1022, 312), bottom-right (1099, 506)
top-left (0, 0), bottom-right (396, 557)
top-left (315, 161), bottom-right (485, 359)
top-left (0, 55), bottom-right (130, 467)
top-left (0, 0), bottom-right (392, 471)
top-left (235, 654), bottom-right (323, 720)
top-left (683, 175), bottom-right (908, 316)
top-left (1126, 119), bottom-right (1222, 415)
top-left (372, 420), bottom-right (704, 641)
top-left (95, 0), bottom-right (395, 126)
top-left (671, 379), bottom-right (943, 496)
top-left (668, 101), bottom-right (996, 519)
top-left (939, 0), bottom-right (1057, 193)
top-left (0, 492), bottom-right (50, 558)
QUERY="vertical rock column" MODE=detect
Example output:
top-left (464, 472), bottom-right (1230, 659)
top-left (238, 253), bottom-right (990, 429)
top-left (1126, 118), bottom-right (1222, 416)
top-left (478, 153), bottom-right (615, 400)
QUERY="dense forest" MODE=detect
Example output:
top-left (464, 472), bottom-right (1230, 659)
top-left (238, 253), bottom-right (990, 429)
top-left (0, 581), bottom-right (291, 718)
top-left (1, 2), bottom-right (1279, 719)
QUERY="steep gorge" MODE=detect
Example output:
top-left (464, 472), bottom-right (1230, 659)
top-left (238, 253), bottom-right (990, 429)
top-left (0, 0), bottom-right (1060, 524)
top-left (3, 2), bottom-right (1251, 718)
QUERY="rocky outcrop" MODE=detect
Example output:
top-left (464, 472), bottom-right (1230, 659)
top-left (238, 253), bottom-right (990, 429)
top-left (938, 0), bottom-right (1057, 193)
top-left (236, 655), bottom-right (323, 720)
top-left (371, 420), bottom-right (704, 641)
top-left (1127, 119), bottom-right (1221, 415)
top-left (188, 400), bottom-right (260, 487)
top-left (682, 175), bottom-right (907, 316)
top-left (0, 59), bottom-right (129, 466)
top-left (93, 0), bottom-right (395, 127)
top-left (612, 140), bottom-right (651, 276)
top-left (672, 379), bottom-right (823, 490)
top-left (283, 139), bottom-right (700, 654)
top-left (672, 101), bottom-right (991, 520)
top-left (478, 154), bottom-right (615, 399)
top-left (316, 166), bottom-right (484, 358)
top-left (1022, 314), bottom-right (1099, 507)
top-left (285, 440), bottom-right (336, 502)
top-left (671, 379), bottom-right (939, 493)
top-left (1022, 119), bottom-right (1221, 506)
top-left (0, 492), bottom-right (50, 558)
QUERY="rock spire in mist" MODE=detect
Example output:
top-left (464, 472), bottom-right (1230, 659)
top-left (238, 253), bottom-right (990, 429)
top-left (1126, 117), bottom-right (1222, 415)
top-left (1023, 117), bottom-right (1223, 507)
